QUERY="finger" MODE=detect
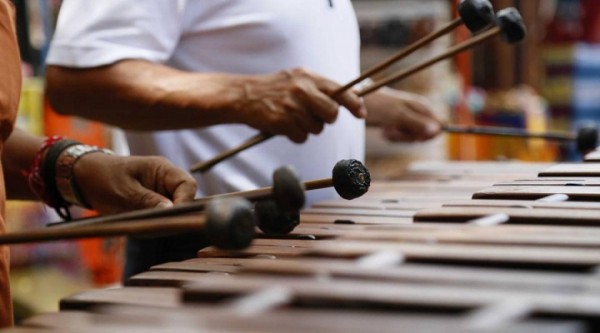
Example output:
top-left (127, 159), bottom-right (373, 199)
top-left (135, 186), bottom-right (174, 209)
top-left (390, 113), bottom-right (423, 141)
top-left (291, 110), bottom-right (325, 135)
top-left (161, 170), bottom-right (197, 205)
top-left (127, 156), bottom-right (193, 206)
top-left (305, 72), bottom-right (366, 119)
top-left (401, 104), bottom-right (442, 140)
top-left (271, 118), bottom-right (309, 143)
top-left (277, 85), bottom-right (326, 134)
top-left (172, 183), bottom-right (197, 205)
top-left (299, 87), bottom-right (339, 124)
top-left (404, 97), bottom-right (440, 120)
top-left (412, 113), bottom-right (442, 140)
top-left (383, 126), bottom-right (416, 142)
top-left (332, 88), bottom-right (367, 119)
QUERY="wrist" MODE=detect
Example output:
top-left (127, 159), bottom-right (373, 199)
top-left (23, 137), bottom-right (114, 220)
top-left (23, 137), bottom-right (78, 220)
top-left (55, 144), bottom-right (114, 210)
top-left (190, 73), bottom-right (262, 127)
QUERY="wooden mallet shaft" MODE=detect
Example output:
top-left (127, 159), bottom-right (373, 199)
top-left (48, 178), bottom-right (332, 229)
top-left (0, 215), bottom-right (207, 245)
top-left (443, 124), bottom-right (575, 141)
top-left (11, 198), bottom-right (257, 250)
top-left (359, 27), bottom-right (500, 95)
top-left (331, 18), bottom-right (463, 97)
top-left (443, 123), bottom-right (598, 154)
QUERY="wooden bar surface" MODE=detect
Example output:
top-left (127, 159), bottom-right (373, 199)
top-left (34, 161), bottom-right (600, 332)
top-left (19, 307), bottom-right (583, 333)
top-left (473, 185), bottom-right (600, 201)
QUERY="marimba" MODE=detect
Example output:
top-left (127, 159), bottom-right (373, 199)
top-left (8, 157), bottom-right (600, 333)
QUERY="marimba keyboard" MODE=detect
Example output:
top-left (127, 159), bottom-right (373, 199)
top-left (9, 160), bottom-right (600, 333)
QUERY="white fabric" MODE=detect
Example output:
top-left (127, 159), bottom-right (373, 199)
top-left (47, 0), bottom-right (365, 204)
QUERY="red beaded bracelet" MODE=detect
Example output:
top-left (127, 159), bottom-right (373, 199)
top-left (22, 136), bottom-right (74, 220)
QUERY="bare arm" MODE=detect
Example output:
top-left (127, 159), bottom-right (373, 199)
top-left (46, 60), bottom-right (365, 143)
top-left (3, 128), bottom-right (197, 212)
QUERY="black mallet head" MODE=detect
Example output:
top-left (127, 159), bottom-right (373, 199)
top-left (496, 7), bottom-right (526, 44)
top-left (204, 197), bottom-right (256, 250)
top-left (272, 166), bottom-right (306, 213)
top-left (254, 199), bottom-right (300, 235)
top-left (458, 0), bottom-right (495, 33)
top-left (332, 159), bottom-right (371, 200)
top-left (576, 123), bottom-right (599, 155)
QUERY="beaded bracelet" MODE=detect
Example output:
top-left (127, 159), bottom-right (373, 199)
top-left (25, 137), bottom-right (114, 220)
top-left (23, 136), bottom-right (63, 206)
top-left (23, 137), bottom-right (75, 220)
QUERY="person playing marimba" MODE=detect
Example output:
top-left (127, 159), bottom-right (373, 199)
top-left (44, 0), bottom-right (443, 278)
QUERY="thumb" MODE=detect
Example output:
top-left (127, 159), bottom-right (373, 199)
top-left (135, 186), bottom-right (174, 210)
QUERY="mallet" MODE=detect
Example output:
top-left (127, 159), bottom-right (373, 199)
top-left (359, 7), bottom-right (526, 95)
top-left (254, 159), bottom-right (371, 235)
top-left (443, 123), bottom-right (599, 155)
top-left (330, 0), bottom-right (495, 99)
top-left (47, 166), bottom-right (305, 229)
top-left (190, 7), bottom-right (524, 174)
top-left (0, 197), bottom-right (256, 250)
top-left (47, 159), bottom-right (368, 235)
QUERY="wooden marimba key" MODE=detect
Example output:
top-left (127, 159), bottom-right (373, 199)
top-left (13, 160), bottom-right (600, 332)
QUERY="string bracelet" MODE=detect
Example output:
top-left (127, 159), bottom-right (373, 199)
top-left (23, 137), bottom-right (113, 220)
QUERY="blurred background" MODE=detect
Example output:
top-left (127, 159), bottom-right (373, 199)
top-left (8, 0), bottom-right (600, 322)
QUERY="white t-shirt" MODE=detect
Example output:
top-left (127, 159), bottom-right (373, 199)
top-left (47, 0), bottom-right (365, 203)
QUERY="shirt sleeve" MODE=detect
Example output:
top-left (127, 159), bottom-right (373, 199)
top-left (46, 0), bottom-right (186, 68)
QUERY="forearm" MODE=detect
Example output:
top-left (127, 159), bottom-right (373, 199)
top-left (46, 60), bottom-right (249, 131)
top-left (2, 128), bottom-right (43, 200)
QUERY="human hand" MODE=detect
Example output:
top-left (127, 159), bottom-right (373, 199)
top-left (232, 68), bottom-right (366, 143)
top-left (365, 88), bottom-right (442, 142)
top-left (72, 153), bottom-right (197, 215)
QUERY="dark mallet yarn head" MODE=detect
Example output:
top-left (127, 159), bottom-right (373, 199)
top-left (272, 166), bottom-right (306, 213)
top-left (458, 0), bottom-right (495, 33)
top-left (576, 123), bottom-right (599, 154)
top-left (496, 7), bottom-right (526, 44)
top-left (332, 159), bottom-right (371, 200)
top-left (204, 197), bottom-right (255, 250)
top-left (255, 199), bottom-right (300, 235)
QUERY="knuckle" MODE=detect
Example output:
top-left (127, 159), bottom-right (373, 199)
top-left (289, 134), bottom-right (302, 143)
top-left (288, 128), bottom-right (309, 143)
top-left (149, 155), bottom-right (170, 165)
top-left (289, 82), bottom-right (305, 95)
top-left (291, 67), bottom-right (310, 77)
top-left (300, 132), bottom-right (309, 142)
top-left (324, 107), bottom-right (339, 123)
top-left (295, 132), bottom-right (309, 143)
top-left (314, 122), bottom-right (325, 134)
top-left (187, 181), bottom-right (198, 193)
top-left (136, 191), bottom-right (159, 209)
